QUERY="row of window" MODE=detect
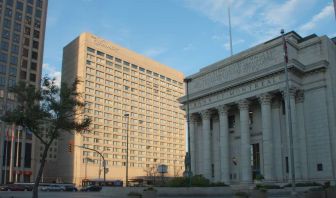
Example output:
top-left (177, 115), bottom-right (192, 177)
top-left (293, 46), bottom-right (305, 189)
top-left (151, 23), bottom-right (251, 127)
top-left (87, 47), bottom-right (183, 87)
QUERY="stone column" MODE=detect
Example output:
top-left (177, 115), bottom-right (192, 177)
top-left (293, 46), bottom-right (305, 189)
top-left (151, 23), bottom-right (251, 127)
top-left (272, 99), bottom-right (284, 181)
top-left (296, 90), bottom-right (308, 180)
top-left (217, 105), bottom-right (230, 184)
top-left (259, 93), bottom-right (274, 181)
top-left (189, 114), bottom-right (197, 175)
top-left (283, 88), bottom-right (301, 180)
top-left (238, 99), bottom-right (252, 183)
top-left (196, 116), bottom-right (203, 175)
top-left (201, 110), bottom-right (212, 179)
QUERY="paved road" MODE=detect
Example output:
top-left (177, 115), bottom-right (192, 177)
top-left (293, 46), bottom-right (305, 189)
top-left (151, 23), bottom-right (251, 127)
top-left (0, 191), bottom-right (293, 198)
top-left (0, 192), bottom-right (103, 198)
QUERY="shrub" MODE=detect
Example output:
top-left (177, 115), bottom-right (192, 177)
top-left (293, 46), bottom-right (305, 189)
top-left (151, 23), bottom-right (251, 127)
top-left (255, 174), bottom-right (264, 181)
top-left (166, 175), bottom-right (212, 187)
top-left (255, 184), bottom-right (282, 189)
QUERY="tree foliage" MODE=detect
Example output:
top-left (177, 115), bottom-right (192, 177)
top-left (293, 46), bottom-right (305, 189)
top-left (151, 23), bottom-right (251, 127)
top-left (1, 76), bottom-right (91, 198)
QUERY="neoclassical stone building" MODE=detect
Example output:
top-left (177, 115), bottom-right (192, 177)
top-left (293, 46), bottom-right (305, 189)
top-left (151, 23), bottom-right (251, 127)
top-left (180, 32), bottom-right (336, 184)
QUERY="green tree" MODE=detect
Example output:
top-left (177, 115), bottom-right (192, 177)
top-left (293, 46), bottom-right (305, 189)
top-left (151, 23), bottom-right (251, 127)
top-left (1, 77), bottom-right (91, 198)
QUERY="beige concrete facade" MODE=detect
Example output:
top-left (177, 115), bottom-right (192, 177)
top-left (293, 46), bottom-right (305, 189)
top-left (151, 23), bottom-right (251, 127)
top-left (0, 0), bottom-right (48, 184)
top-left (57, 33), bottom-right (185, 186)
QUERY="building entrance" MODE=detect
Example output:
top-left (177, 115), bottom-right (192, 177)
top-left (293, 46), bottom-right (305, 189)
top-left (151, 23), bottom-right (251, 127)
top-left (251, 143), bottom-right (260, 180)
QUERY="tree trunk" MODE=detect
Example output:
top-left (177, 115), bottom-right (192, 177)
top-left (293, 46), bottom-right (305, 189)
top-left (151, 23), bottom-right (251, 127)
top-left (32, 142), bottom-right (52, 198)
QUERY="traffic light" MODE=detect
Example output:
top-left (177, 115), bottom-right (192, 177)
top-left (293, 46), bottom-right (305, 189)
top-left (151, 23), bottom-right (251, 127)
top-left (68, 141), bottom-right (73, 153)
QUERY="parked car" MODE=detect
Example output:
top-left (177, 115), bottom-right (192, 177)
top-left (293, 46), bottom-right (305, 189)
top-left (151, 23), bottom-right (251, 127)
top-left (41, 184), bottom-right (65, 192)
top-left (64, 185), bottom-right (78, 192)
top-left (80, 185), bottom-right (102, 192)
top-left (0, 184), bottom-right (26, 191)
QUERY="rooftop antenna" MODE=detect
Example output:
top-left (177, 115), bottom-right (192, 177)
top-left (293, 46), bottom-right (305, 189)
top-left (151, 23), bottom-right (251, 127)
top-left (228, 4), bottom-right (233, 56)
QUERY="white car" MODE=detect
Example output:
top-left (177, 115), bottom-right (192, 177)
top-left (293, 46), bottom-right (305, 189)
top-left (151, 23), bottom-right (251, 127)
top-left (41, 185), bottom-right (65, 192)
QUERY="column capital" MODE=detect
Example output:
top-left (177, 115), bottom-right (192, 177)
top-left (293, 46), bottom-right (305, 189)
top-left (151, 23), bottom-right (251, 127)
top-left (217, 104), bottom-right (230, 116)
top-left (296, 90), bottom-right (304, 103)
top-left (190, 114), bottom-right (199, 123)
top-left (258, 93), bottom-right (272, 105)
top-left (238, 99), bottom-right (249, 110)
top-left (281, 87), bottom-right (297, 98)
top-left (200, 110), bottom-right (211, 120)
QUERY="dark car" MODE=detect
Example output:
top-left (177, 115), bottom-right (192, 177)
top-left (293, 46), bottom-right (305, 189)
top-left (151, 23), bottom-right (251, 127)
top-left (0, 184), bottom-right (26, 191)
top-left (80, 185), bottom-right (102, 192)
top-left (64, 186), bottom-right (78, 192)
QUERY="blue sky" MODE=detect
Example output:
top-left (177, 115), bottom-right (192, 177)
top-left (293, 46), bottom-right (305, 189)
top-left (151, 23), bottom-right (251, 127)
top-left (43, 0), bottom-right (336, 83)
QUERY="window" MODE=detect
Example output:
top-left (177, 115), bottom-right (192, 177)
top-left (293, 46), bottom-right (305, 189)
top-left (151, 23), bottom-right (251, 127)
top-left (37, 0), bottom-right (43, 8)
top-left (20, 70), bottom-right (26, 80)
top-left (21, 59), bottom-right (28, 68)
top-left (13, 34), bottom-right (20, 43)
top-left (97, 51), bottom-right (104, 56)
top-left (31, 62), bottom-right (37, 70)
top-left (2, 30), bottom-right (10, 39)
top-left (11, 45), bottom-right (19, 55)
top-left (31, 51), bottom-right (38, 60)
top-left (14, 23), bottom-right (21, 32)
top-left (106, 54), bottom-right (113, 60)
top-left (10, 56), bottom-right (17, 65)
top-left (34, 20), bottom-right (41, 29)
top-left (33, 41), bottom-right (39, 49)
top-left (317, 163), bottom-right (323, 171)
top-left (87, 47), bottom-right (95, 53)
top-left (24, 38), bottom-right (30, 46)
top-left (15, 12), bottom-right (22, 21)
top-left (26, 5), bottom-right (33, 15)
top-left (1, 41), bottom-right (9, 51)
top-left (22, 48), bottom-right (29, 57)
top-left (115, 58), bottom-right (122, 63)
top-left (4, 19), bottom-right (11, 29)
top-left (35, 9), bottom-right (42, 18)
top-left (9, 67), bottom-right (16, 76)
top-left (24, 27), bottom-right (31, 36)
top-left (0, 53), bottom-right (8, 63)
top-left (33, 30), bottom-right (40, 39)
top-left (139, 67), bottom-right (145, 72)
top-left (16, 1), bottom-right (24, 10)
top-left (25, 16), bottom-right (32, 25)
top-left (5, 8), bottom-right (12, 17)
top-left (30, 73), bottom-right (36, 82)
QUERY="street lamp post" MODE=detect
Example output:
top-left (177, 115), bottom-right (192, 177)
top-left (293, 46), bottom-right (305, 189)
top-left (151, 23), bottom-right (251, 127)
top-left (79, 145), bottom-right (106, 182)
top-left (124, 113), bottom-right (130, 187)
top-left (184, 78), bottom-right (192, 187)
top-left (281, 29), bottom-right (296, 197)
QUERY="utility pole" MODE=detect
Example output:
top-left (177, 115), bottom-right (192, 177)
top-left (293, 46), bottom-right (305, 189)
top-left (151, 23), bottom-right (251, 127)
top-left (124, 113), bottom-right (130, 187)
top-left (78, 145), bottom-right (106, 183)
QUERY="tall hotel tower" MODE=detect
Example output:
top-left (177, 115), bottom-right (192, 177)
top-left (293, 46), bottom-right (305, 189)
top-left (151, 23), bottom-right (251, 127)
top-left (0, 0), bottom-right (48, 183)
top-left (57, 33), bottom-right (185, 185)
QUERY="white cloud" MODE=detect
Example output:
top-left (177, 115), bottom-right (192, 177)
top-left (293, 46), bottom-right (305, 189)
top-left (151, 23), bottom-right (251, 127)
top-left (42, 63), bottom-right (61, 87)
top-left (299, 3), bottom-right (334, 33)
top-left (143, 48), bottom-right (166, 57)
top-left (184, 0), bottom-right (321, 45)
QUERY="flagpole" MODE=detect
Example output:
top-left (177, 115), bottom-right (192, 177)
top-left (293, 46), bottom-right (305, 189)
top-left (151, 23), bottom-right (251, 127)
top-left (228, 5), bottom-right (233, 56)
top-left (281, 29), bottom-right (296, 198)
